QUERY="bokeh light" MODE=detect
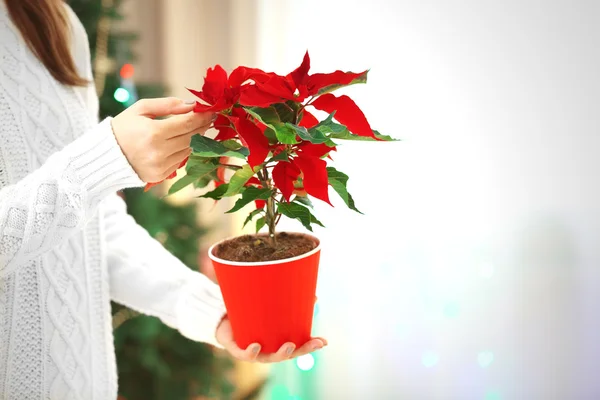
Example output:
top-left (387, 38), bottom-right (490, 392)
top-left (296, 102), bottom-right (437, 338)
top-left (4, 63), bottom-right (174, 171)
top-left (270, 384), bottom-right (289, 400)
top-left (120, 63), bottom-right (135, 79)
top-left (485, 390), bottom-right (502, 400)
top-left (478, 351), bottom-right (495, 368)
top-left (113, 87), bottom-right (130, 103)
top-left (296, 354), bottom-right (315, 371)
top-left (421, 351), bottom-right (439, 367)
top-left (443, 301), bottom-right (461, 318)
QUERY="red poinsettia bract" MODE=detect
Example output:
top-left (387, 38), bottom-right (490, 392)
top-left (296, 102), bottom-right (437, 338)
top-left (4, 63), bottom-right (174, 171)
top-left (145, 51), bottom-right (394, 235)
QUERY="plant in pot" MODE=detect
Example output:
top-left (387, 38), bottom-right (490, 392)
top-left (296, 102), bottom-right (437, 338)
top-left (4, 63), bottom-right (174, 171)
top-left (148, 52), bottom-right (395, 353)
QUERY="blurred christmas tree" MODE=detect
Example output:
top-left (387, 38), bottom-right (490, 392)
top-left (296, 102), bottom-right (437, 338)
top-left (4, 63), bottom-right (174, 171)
top-left (68, 0), bottom-right (234, 398)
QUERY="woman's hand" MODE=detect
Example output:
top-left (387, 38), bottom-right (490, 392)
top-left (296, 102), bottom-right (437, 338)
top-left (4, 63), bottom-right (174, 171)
top-left (111, 97), bottom-right (214, 183)
top-left (216, 316), bottom-right (327, 363)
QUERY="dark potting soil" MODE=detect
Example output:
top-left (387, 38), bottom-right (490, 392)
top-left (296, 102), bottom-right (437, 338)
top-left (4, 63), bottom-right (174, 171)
top-left (214, 232), bottom-right (317, 262)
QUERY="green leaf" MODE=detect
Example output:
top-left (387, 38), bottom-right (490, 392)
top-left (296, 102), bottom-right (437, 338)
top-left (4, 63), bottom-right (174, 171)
top-left (268, 150), bottom-right (290, 163)
top-left (311, 112), bottom-right (345, 135)
top-left (255, 217), bottom-right (266, 233)
top-left (166, 159), bottom-right (219, 196)
top-left (168, 174), bottom-right (197, 195)
top-left (226, 187), bottom-right (273, 213)
top-left (329, 128), bottom-right (397, 142)
top-left (327, 167), bottom-right (362, 214)
top-left (371, 130), bottom-right (398, 141)
top-left (247, 107), bottom-right (281, 125)
top-left (284, 113), bottom-right (338, 146)
top-left (187, 161), bottom-right (219, 179)
top-left (221, 139), bottom-right (244, 150)
top-left (243, 208), bottom-right (264, 228)
top-left (247, 107), bottom-right (298, 144)
top-left (193, 172), bottom-right (217, 189)
top-left (309, 112), bottom-right (347, 145)
top-left (316, 70), bottom-right (369, 95)
top-left (286, 123), bottom-right (329, 145)
top-left (184, 156), bottom-right (220, 188)
top-left (198, 184), bottom-right (229, 200)
top-left (190, 134), bottom-right (250, 158)
top-left (246, 107), bottom-right (278, 134)
top-left (274, 124), bottom-right (299, 144)
top-left (223, 165), bottom-right (256, 197)
top-left (185, 154), bottom-right (215, 171)
top-left (264, 127), bottom-right (278, 143)
top-left (272, 101), bottom-right (300, 124)
top-left (277, 202), bottom-right (325, 232)
top-left (311, 112), bottom-right (397, 142)
top-left (293, 196), bottom-right (314, 208)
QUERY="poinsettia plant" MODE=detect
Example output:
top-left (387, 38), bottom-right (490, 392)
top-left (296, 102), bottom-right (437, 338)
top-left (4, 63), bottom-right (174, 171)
top-left (147, 52), bottom-right (395, 245)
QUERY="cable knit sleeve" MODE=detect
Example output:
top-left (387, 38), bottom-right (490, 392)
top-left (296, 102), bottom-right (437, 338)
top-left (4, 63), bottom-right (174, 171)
top-left (65, 3), bottom-right (226, 347)
top-left (102, 193), bottom-right (226, 348)
top-left (0, 118), bottom-right (144, 276)
top-left (0, 3), bottom-right (145, 275)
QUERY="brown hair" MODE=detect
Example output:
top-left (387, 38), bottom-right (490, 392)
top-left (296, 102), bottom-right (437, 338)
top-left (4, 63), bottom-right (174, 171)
top-left (5, 0), bottom-right (87, 86)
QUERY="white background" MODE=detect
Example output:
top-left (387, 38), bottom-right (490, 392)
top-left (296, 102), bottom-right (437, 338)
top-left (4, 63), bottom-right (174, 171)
top-left (254, 0), bottom-right (600, 399)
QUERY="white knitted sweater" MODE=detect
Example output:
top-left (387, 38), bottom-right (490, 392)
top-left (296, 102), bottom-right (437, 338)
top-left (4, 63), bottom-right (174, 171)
top-left (0, 4), bottom-right (226, 399)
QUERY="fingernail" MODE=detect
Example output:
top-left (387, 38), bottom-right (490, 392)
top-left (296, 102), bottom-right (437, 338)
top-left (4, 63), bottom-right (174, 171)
top-left (312, 344), bottom-right (323, 351)
top-left (286, 346), bottom-right (294, 356)
top-left (184, 100), bottom-right (196, 105)
top-left (251, 344), bottom-right (260, 354)
top-left (211, 113), bottom-right (218, 121)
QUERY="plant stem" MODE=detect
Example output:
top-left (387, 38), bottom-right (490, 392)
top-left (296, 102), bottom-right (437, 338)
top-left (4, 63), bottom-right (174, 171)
top-left (257, 170), bottom-right (268, 187)
top-left (266, 196), bottom-right (277, 247)
top-left (219, 163), bottom-right (242, 170)
top-left (297, 96), bottom-right (315, 120)
top-left (282, 101), bottom-right (295, 114)
top-left (258, 168), bottom-right (278, 246)
top-left (274, 194), bottom-right (284, 225)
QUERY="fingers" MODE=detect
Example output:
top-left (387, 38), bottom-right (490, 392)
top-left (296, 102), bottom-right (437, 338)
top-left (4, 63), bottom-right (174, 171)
top-left (131, 97), bottom-right (195, 117)
top-left (314, 336), bottom-right (328, 346)
top-left (163, 148), bottom-right (192, 175)
top-left (158, 111), bottom-right (215, 139)
top-left (225, 337), bottom-right (328, 363)
top-left (215, 318), bottom-right (262, 363)
top-left (256, 342), bottom-right (296, 363)
top-left (289, 338), bottom-right (325, 358)
top-left (168, 117), bottom-right (213, 139)
top-left (168, 131), bottom-right (196, 153)
top-left (253, 338), bottom-right (326, 363)
top-left (163, 124), bottom-right (209, 161)
top-left (224, 342), bottom-right (262, 363)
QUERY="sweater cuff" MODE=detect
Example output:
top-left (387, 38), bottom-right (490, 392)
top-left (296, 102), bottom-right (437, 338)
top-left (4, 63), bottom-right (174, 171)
top-left (175, 272), bottom-right (227, 349)
top-left (66, 117), bottom-right (144, 200)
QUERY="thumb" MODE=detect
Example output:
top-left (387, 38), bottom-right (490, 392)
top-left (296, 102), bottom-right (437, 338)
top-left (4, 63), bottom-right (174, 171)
top-left (130, 97), bottom-right (196, 118)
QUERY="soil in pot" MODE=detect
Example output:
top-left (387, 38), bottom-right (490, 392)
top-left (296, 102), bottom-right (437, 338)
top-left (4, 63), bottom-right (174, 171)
top-left (214, 232), bottom-right (317, 262)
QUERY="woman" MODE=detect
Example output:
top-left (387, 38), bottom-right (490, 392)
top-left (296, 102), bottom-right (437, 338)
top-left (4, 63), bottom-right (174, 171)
top-left (0, 0), bottom-right (326, 398)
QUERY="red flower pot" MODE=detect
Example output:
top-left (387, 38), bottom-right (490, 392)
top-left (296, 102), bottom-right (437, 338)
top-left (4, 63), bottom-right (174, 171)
top-left (209, 233), bottom-right (321, 354)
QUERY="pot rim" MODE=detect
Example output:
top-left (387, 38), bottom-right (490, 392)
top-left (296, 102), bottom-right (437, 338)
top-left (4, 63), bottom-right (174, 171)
top-left (208, 231), bottom-right (321, 267)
